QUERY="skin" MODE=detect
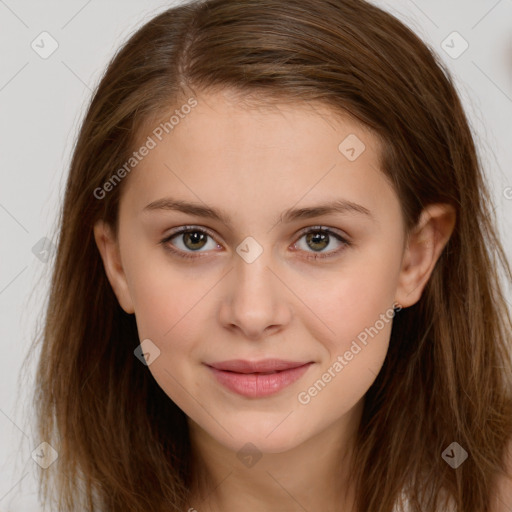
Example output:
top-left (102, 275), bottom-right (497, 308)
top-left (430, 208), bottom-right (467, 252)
top-left (94, 88), bottom-right (456, 511)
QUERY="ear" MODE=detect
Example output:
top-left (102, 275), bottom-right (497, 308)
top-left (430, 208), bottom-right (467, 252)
top-left (93, 220), bottom-right (135, 314)
top-left (395, 203), bottom-right (456, 308)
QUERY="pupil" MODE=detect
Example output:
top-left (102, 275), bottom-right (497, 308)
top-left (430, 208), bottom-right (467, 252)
top-left (307, 231), bottom-right (328, 251)
top-left (184, 231), bottom-right (206, 250)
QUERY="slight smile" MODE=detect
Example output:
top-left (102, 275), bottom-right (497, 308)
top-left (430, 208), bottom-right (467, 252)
top-left (205, 359), bottom-right (314, 398)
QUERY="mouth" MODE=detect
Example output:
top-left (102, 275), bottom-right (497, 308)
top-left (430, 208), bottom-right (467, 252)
top-left (205, 359), bottom-right (313, 398)
top-left (207, 359), bottom-right (311, 373)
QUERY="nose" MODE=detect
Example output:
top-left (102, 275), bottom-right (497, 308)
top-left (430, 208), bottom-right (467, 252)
top-left (218, 252), bottom-right (292, 341)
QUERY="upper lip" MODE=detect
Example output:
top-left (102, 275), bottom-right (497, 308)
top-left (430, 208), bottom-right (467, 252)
top-left (207, 359), bottom-right (311, 373)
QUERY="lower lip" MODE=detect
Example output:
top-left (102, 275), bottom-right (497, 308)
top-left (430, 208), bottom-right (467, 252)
top-left (207, 363), bottom-right (313, 398)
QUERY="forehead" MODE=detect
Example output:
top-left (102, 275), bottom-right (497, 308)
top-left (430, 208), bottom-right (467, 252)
top-left (118, 89), bottom-right (399, 227)
top-left (172, 89), bottom-right (375, 147)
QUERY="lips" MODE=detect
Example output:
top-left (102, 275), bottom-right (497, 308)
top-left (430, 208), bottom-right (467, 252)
top-left (205, 359), bottom-right (314, 398)
top-left (207, 359), bottom-right (310, 374)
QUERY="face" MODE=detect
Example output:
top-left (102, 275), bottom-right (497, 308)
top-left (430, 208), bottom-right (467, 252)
top-left (94, 88), bottom-right (447, 456)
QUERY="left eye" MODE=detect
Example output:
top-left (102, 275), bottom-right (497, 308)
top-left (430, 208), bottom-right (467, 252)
top-left (292, 227), bottom-right (350, 259)
top-left (161, 225), bottom-right (350, 260)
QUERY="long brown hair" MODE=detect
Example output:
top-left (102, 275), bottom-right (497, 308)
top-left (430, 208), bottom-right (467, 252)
top-left (27, 0), bottom-right (512, 510)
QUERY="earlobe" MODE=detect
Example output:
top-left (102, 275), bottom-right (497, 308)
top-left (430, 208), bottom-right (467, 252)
top-left (93, 220), bottom-right (135, 314)
top-left (395, 204), bottom-right (456, 308)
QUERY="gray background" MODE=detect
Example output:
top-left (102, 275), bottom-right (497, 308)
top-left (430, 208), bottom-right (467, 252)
top-left (0, 0), bottom-right (511, 510)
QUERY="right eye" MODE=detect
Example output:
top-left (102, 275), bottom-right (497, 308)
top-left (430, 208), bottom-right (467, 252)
top-left (160, 226), bottom-right (222, 259)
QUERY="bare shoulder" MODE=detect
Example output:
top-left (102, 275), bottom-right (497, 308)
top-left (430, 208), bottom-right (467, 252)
top-left (492, 439), bottom-right (512, 512)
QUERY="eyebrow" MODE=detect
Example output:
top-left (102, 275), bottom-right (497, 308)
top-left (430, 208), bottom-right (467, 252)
top-left (143, 197), bottom-right (373, 227)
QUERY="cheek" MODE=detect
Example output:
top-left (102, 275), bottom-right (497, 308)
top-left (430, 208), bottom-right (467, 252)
top-left (134, 285), bottom-right (204, 351)
top-left (296, 276), bottom-right (396, 422)
top-left (125, 249), bottom-right (206, 348)
top-left (306, 254), bottom-right (401, 351)
top-left (128, 263), bottom-right (208, 410)
top-left (303, 283), bottom-right (395, 384)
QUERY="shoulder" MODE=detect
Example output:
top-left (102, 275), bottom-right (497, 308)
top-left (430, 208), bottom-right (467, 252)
top-left (397, 442), bottom-right (512, 512)
top-left (492, 439), bottom-right (512, 512)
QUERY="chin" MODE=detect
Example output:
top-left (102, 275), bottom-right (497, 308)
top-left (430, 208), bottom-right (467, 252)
top-left (214, 420), bottom-right (307, 455)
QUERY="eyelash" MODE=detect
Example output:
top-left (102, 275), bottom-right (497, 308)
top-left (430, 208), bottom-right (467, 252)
top-left (160, 225), bottom-right (351, 261)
